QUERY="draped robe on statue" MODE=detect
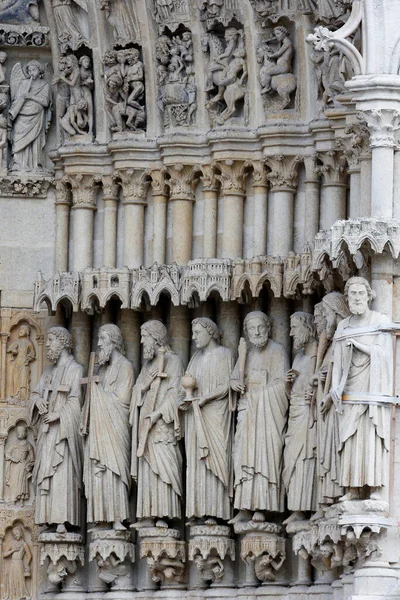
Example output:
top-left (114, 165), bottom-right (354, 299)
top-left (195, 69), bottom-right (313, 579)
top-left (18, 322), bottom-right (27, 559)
top-left (7, 336), bottom-right (36, 401)
top-left (130, 351), bottom-right (184, 519)
top-left (183, 346), bottom-right (234, 520)
top-left (30, 355), bottom-right (83, 526)
top-left (331, 311), bottom-right (393, 489)
top-left (231, 340), bottom-right (289, 512)
top-left (283, 343), bottom-right (318, 511)
top-left (84, 352), bottom-right (134, 523)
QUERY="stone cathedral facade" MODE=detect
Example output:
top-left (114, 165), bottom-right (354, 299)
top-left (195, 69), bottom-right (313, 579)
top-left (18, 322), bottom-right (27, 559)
top-left (1, 0), bottom-right (400, 598)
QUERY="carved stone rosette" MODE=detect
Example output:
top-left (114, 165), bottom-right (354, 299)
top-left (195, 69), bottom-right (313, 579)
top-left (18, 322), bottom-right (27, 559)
top-left (188, 522), bottom-right (235, 587)
top-left (234, 520), bottom-right (286, 584)
top-left (39, 531), bottom-right (85, 592)
top-left (137, 525), bottom-right (186, 589)
top-left (89, 529), bottom-right (135, 591)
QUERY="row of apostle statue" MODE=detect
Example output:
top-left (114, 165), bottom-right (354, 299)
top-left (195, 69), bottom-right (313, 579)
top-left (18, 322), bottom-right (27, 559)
top-left (29, 276), bottom-right (393, 533)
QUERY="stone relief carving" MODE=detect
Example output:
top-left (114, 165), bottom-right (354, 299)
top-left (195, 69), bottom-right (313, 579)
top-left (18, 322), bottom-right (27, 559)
top-left (30, 326), bottom-right (83, 530)
top-left (39, 531), bottom-right (84, 588)
top-left (89, 528), bottom-right (134, 590)
top-left (5, 423), bottom-right (34, 505)
top-left (82, 324), bottom-right (134, 527)
top-left (257, 25), bottom-right (297, 112)
top-left (188, 521), bottom-right (235, 586)
top-left (156, 32), bottom-right (196, 128)
top-left (131, 320), bottom-right (184, 524)
top-left (230, 311), bottom-right (289, 519)
top-left (202, 26), bottom-right (248, 125)
top-left (103, 48), bottom-right (146, 133)
top-left (54, 53), bottom-right (94, 138)
top-left (323, 277), bottom-right (393, 502)
top-left (100, 0), bottom-right (141, 45)
top-left (310, 45), bottom-right (353, 107)
top-left (138, 524), bottom-right (186, 588)
top-left (250, 0), bottom-right (351, 26)
top-left (0, 176), bottom-right (54, 196)
top-left (283, 312), bottom-right (318, 520)
top-left (6, 324), bottom-right (36, 404)
top-left (198, 0), bottom-right (241, 28)
top-left (180, 318), bottom-right (234, 521)
top-left (51, 0), bottom-right (89, 53)
top-left (9, 60), bottom-right (52, 173)
top-left (153, 0), bottom-right (190, 33)
top-left (3, 524), bottom-right (33, 600)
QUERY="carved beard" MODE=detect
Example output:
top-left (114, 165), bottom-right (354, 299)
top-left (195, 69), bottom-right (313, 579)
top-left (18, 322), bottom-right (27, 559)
top-left (348, 299), bottom-right (368, 316)
top-left (46, 344), bottom-right (63, 364)
top-left (249, 333), bottom-right (269, 348)
top-left (143, 340), bottom-right (155, 360)
top-left (97, 342), bottom-right (113, 366)
top-left (292, 331), bottom-right (310, 352)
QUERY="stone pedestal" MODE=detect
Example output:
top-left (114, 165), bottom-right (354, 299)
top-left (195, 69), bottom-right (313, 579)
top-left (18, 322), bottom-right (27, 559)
top-left (234, 520), bottom-right (286, 585)
top-left (39, 532), bottom-right (85, 597)
top-left (137, 525), bottom-right (186, 590)
top-left (188, 522), bottom-right (235, 589)
top-left (89, 529), bottom-right (135, 596)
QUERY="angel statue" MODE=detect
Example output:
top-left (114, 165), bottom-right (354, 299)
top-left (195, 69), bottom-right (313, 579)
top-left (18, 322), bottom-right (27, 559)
top-left (8, 61), bottom-right (52, 173)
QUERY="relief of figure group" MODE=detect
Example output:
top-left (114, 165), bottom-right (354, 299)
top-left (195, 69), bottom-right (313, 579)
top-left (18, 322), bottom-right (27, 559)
top-left (23, 275), bottom-right (393, 588)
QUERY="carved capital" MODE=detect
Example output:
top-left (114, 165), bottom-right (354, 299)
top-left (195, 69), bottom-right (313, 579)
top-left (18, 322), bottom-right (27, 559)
top-left (358, 109), bottom-right (400, 149)
top-left (55, 179), bottom-right (71, 206)
top-left (249, 162), bottom-right (269, 188)
top-left (335, 123), bottom-right (371, 169)
top-left (214, 160), bottom-right (247, 196)
top-left (102, 175), bottom-right (119, 200)
top-left (315, 150), bottom-right (348, 185)
top-left (165, 164), bottom-right (199, 201)
top-left (68, 174), bottom-right (101, 208)
top-left (264, 155), bottom-right (302, 191)
top-left (117, 170), bottom-right (151, 204)
top-left (200, 165), bottom-right (219, 192)
top-left (151, 170), bottom-right (168, 196)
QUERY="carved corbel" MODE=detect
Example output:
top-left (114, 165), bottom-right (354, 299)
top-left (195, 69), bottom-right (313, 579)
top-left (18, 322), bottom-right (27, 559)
top-left (188, 521), bottom-right (235, 586)
top-left (89, 529), bottom-right (134, 591)
top-left (137, 525), bottom-right (186, 589)
top-left (264, 155), bottom-right (302, 191)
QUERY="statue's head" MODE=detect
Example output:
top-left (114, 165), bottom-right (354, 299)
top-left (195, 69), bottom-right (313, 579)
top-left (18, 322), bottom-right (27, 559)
top-left (344, 277), bottom-right (374, 317)
top-left (141, 320), bottom-right (169, 360)
top-left (0, 51), bottom-right (7, 64)
top-left (290, 311), bottom-right (316, 351)
top-left (26, 60), bottom-right (43, 79)
top-left (322, 291), bottom-right (350, 340)
top-left (313, 302), bottom-right (326, 338)
top-left (243, 311), bottom-right (270, 348)
top-left (19, 324), bottom-right (31, 338)
top-left (12, 526), bottom-right (23, 540)
top-left (97, 324), bottom-right (125, 366)
top-left (16, 423), bottom-right (28, 440)
top-left (103, 50), bottom-right (117, 67)
top-left (107, 72), bottom-right (123, 91)
top-left (79, 55), bottom-right (91, 69)
top-left (192, 318), bottom-right (221, 350)
top-left (126, 48), bottom-right (140, 65)
top-left (274, 26), bottom-right (289, 41)
top-left (46, 327), bottom-right (73, 364)
top-left (225, 27), bottom-right (238, 42)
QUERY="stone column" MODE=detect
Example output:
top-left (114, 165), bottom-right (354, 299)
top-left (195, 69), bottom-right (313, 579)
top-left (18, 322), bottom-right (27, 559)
top-left (362, 109), bottom-right (400, 219)
top-left (315, 150), bottom-right (348, 230)
top-left (102, 176), bottom-right (119, 268)
top-left (166, 164), bottom-right (197, 264)
top-left (118, 170), bottom-right (150, 269)
top-left (252, 164), bottom-right (268, 256)
top-left (151, 171), bottom-right (168, 265)
top-left (0, 437), bottom-right (5, 500)
top-left (201, 165), bottom-right (219, 259)
top-left (54, 180), bottom-right (71, 273)
top-left (169, 304), bottom-right (191, 367)
top-left (304, 157), bottom-right (320, 245)
top-left (71, 311), bottom-right (92, 369)
top-left (218, 301), bottom-right (240, 359)
top-left (265, 155), bottom-right (301, 256)
top-left (70, 175), bottom-right (99, 272)
top-left (118, 309), bottom-right (141, 373)
top-left (216, 160), bottom-right (246, 259)
top-left (270, 296), bottom-right (291, 353)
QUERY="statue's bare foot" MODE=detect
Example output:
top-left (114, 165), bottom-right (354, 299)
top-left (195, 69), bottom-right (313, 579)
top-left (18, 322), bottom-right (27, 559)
top-left (252, 511), bottom-right (266, 522)
top-left (113, 521), bottom-right (126, 531)
top-left (369, 488), bottom-right (383, 501)
top-left (282, 511), bottom-right (306, 525)
top-left (205, 517), bottom-right (217, 526)
top-left (339, 488), bottom-right (360, 502)
top-left (156, 519), bottom-right (168, 528)
top-left (228, 510), bottom-right (252, 524)
top-left (56, 523), bottom-right (67, 534)
top-left (131, 518), bottom-right (155, 529)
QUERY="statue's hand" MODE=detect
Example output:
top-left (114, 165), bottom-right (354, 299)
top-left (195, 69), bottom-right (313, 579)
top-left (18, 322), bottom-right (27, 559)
top-left (285, 369), bottom-right (298, 384)
top-left (231, 380), bottom-right (245, 394)
top-left (319, 367), bottom-right (328, 383)
top-left (146, 410), bottom-right (162, 428)
top-left (36, 397), bottom-right (48, 414)
top-left (43, 412), bottom-right (60, 424)
top-left (320, 394), bottom-right (332, 415)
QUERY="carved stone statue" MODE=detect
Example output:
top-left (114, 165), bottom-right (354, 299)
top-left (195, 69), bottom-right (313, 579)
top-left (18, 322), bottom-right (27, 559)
top-left (83, 324), bottom-right (134, 527)
top-left (314, 293), bottom-right (349, 511)
top-left (203, 27), bottom-right (248, 125)
top-left (323, 277), bottom-right (393, 501)
top-left (198, 0), bottom-right (224, 20)
top-left (257, 26), bottom-right (296, 111)
top-left (180, 318), bottom-right (234, 521)
top-left (100, 0), bottom-right (140, 44)
top-left (154, 0), bottom-right (174, 23)
top-left (5, 423), bottom-right (34, 504)
top-left (3, 526), bottom-right (32, 600)
top-left (51, 0), bottom-right (87, 52)
top-left (0, 50), bottom-right (8, 85)
top-left (283, 312), bottom-right (318, 520)
top-left (230, 311), bottom-right (289, 520)
top-left (0, 0), bottom-right (39, 24)
top-left (310, 46), bottom-right (351, 106)
top-left (30, 327), bottom-right (83, 530)
top-left (9, 61), bottom-right (52, 173)
top-left (7, 324), bottom-right (36, 402)
top-left (131, 320), bottom-right (184, 524)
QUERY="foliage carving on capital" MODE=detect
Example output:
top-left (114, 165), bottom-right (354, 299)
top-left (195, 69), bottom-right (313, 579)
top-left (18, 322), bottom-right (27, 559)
top-left (314, 150), bottom-right (348, 185)
top-left (264, 155), bottom-right (302, 190)
top-left (165, 164), bottom-right (199, 200)
top-left (102, 175), bottom-right (119, 199)
top-left (358, 109), bottom-right (400, 149)
top-left (248, 162), bottom-right (268, 187)
top-left (67, 173), bottom-right (101, 207)
top-left (55, 179), bottom-right (71, 205)
top-left (335, 123), bottom-right (370, 168)
top-left (150, 170), bottom-right (168, 196)
top-left (200, 165), bottom-right (219, 191)
top-left (116, 169), bottom-right (151, 203)
top-left (214, 160), bottom-right (247, 195)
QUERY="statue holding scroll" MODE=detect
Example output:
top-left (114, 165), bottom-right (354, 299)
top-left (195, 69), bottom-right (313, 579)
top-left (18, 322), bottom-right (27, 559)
top-left (30, 327), bottom-right (83, 530)
top-left (230, 311), bottom-right (289, 520)
top-left (130, 320), bottom-right (184, 523)
top-left (323, 277), bottom-right (393, 501)
top-left (83, 324), bottom-right (134, 527)
top-left (180, 318), bottom-right (234, 521)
